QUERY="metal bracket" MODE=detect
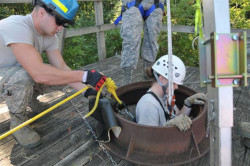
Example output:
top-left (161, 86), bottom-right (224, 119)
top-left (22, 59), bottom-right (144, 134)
top-left (199, 31), bottom-right (250, 87)
top-left (199, 38), bottom-right (210, 87)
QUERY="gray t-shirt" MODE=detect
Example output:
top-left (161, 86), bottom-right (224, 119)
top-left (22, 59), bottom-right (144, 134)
top-left (136, 90), bottom-right (167, 126)
top-left (0, 14), bottom-right (58, 68)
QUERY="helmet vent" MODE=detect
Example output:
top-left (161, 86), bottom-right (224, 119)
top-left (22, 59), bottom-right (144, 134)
top-left (175, 73), bottom-right (180, 77)
top-left (157, 61), bottom-right (160, 65)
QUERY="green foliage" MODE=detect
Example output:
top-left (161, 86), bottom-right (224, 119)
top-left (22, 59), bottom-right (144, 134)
top-left (63, 34), bottom-right (98, 69)
top-left (0, 0), bottom-right (249, 69)
top-left (0, 3), bottom-right (33, 19)
top-left (105, 29), bottom-right (122, 58)
top-left (158, 32), bottom-right (199, 67)
top-left (230, 0), bottom-right (250, 29)
top-left (61, 0), bottom-right (122, 69)
top-left (170, 0), bottom-right (196, 26)
top-left (158, 0), bottom-right (199, 66)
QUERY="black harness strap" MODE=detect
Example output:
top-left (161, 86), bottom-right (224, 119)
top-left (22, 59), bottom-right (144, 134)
top-left (146, 91), bottom-right (171, 120)
top-left (135, 0), bottom-right (142, 8)
top-left (155, 0), bottom-right (160, 8)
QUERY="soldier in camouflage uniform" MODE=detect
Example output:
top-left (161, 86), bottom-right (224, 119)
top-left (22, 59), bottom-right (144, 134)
top-left (120, 0), bottom-right (164, 84)
top-left (0, 0), bottom-right (106, 148)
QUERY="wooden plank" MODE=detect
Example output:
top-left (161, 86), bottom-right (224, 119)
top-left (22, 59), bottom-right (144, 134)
top-left (53, 138), bottom-right (94, 166)
top-left (65, 25), bottom-right (195, 38)
top-left (234, 87), bottom-right (250, 121)
top-left (59, 142), bottom-right (100, 166)
top-left (0, 120), bottom-right (12, 146)
top-left (0, 95), bottom-right (89, 161)
top-left (57, 28), bottom-right (67, 55)
top-left (8, 117), bottom-right (95, 165)
top-left (0, 139), bottom-right (17, 162)
top-left (0, 158), bottom-right (12, 166)
top-left (65, 24), bottom-right (121, 38)
top-left (232, 87), bottom-right (250, 166)
top-left (82, 148), bottom-right (125, 166)
top-left (22, 129), bottom-right (93, 166)
top-left (95, 1), bottom-right (106, 61)
top-left (0, 111), bottom-right (9, 124)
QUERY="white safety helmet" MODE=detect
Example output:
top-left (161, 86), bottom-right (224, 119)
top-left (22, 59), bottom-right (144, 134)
top-left (152, 55), bottom-right (186, 85)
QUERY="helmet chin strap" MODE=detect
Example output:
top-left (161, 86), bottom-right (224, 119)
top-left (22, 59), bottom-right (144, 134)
top-left (153, 71), bottom-right (170, 114)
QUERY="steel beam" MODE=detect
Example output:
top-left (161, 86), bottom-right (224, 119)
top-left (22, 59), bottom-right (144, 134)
top-left (203, 0), bottom-right (233, 166)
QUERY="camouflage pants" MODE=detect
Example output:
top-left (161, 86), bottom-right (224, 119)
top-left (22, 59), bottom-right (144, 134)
top-left (120, 6), bottom-right (163, 69)
top-left (0, 66), bottom-right (57, 114)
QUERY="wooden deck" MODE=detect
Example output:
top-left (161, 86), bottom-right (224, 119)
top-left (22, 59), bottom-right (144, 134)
top-left (0, 56), bottom-right (250, 166)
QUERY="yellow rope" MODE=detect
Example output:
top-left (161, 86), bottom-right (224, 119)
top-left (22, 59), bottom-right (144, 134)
top-left (106, 78), bottom-right (122, 105)
top-left (0, 77), bottom-right (121, 140)
top-left (85, 77), bottom-right (122, 118)
top-left (194, 0), bottom-right (204, 40)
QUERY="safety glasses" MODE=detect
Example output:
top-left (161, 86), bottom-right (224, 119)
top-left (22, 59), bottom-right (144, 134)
top-left (39, 2), bottom-right (70, 28)
top-left (49, 12), bottom-right (69, 28)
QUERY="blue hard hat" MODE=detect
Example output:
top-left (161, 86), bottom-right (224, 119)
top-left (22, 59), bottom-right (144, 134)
top-left (33, 0), bottom-right (79, 24)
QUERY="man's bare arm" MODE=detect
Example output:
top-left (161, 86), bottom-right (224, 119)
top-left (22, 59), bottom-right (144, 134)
top-left (11, 43), bottom-right (84, 86)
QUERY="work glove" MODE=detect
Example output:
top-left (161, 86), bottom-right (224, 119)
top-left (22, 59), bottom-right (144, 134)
top-left (83, 70), bottom-right (106, 91)
top-left (165, 114), bottom-right (192, 132)
top-left (184, 93), bottom-right (207, 108)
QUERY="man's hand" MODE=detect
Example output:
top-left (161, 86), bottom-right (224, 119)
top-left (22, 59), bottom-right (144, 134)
top-left (83, 70), bottom-right (106, 91)
top-left (165, 114), bottom-right (192, 132)
top-left (184, 93), bottom-right (207, 108)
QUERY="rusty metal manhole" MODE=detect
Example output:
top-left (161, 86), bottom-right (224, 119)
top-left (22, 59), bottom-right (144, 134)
top-left (104, 81), bottom-right (209, 166)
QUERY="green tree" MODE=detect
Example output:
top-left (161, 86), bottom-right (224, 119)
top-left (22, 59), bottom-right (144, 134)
top-left (0, 0), bottom-right (249, 69)
top-left (230, 0), bottom-right (250, 29)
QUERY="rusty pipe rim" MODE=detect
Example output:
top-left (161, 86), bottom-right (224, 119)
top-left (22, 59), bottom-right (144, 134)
top-left (104, 81), bottom-right (209, 166)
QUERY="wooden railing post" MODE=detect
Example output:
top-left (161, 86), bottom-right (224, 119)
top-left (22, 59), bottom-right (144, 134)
top-left (57, 28), bottom-right (67, 54)
top-left (94, 0), bottom-right (106, 61)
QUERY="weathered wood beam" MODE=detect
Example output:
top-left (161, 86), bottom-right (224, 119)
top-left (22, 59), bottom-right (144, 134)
top-left (65, 24), bottom-right (195, 38)
top-left (65, 23), bottom-right (250, 39)
top-left (94, 0), bottom-right (106, 60)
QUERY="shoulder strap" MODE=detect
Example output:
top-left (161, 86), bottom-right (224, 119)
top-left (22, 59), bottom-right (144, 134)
top-left (146, 91), bottom-right (171, 120)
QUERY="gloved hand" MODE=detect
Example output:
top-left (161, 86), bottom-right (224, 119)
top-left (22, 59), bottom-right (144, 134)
top-left (165, 114), bottom-right (192, 132)
top-left (184, 93), bottom-right (207, 108)
top-left (83, 70), bottom-right (106, 91)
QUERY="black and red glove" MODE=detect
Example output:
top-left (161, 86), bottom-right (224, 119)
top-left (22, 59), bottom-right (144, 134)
top-left (83, 70), bottom-right (106, 91)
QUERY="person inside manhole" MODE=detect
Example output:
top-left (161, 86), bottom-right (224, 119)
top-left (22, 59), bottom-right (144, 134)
top-left (136, 55), bottom-right (207, 132)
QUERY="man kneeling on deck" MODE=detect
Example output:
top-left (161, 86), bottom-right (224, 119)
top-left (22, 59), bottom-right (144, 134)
top-left (0, 0), bottom-right (106, 148)
top-left (136, 55), bottom-right (207, 132)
